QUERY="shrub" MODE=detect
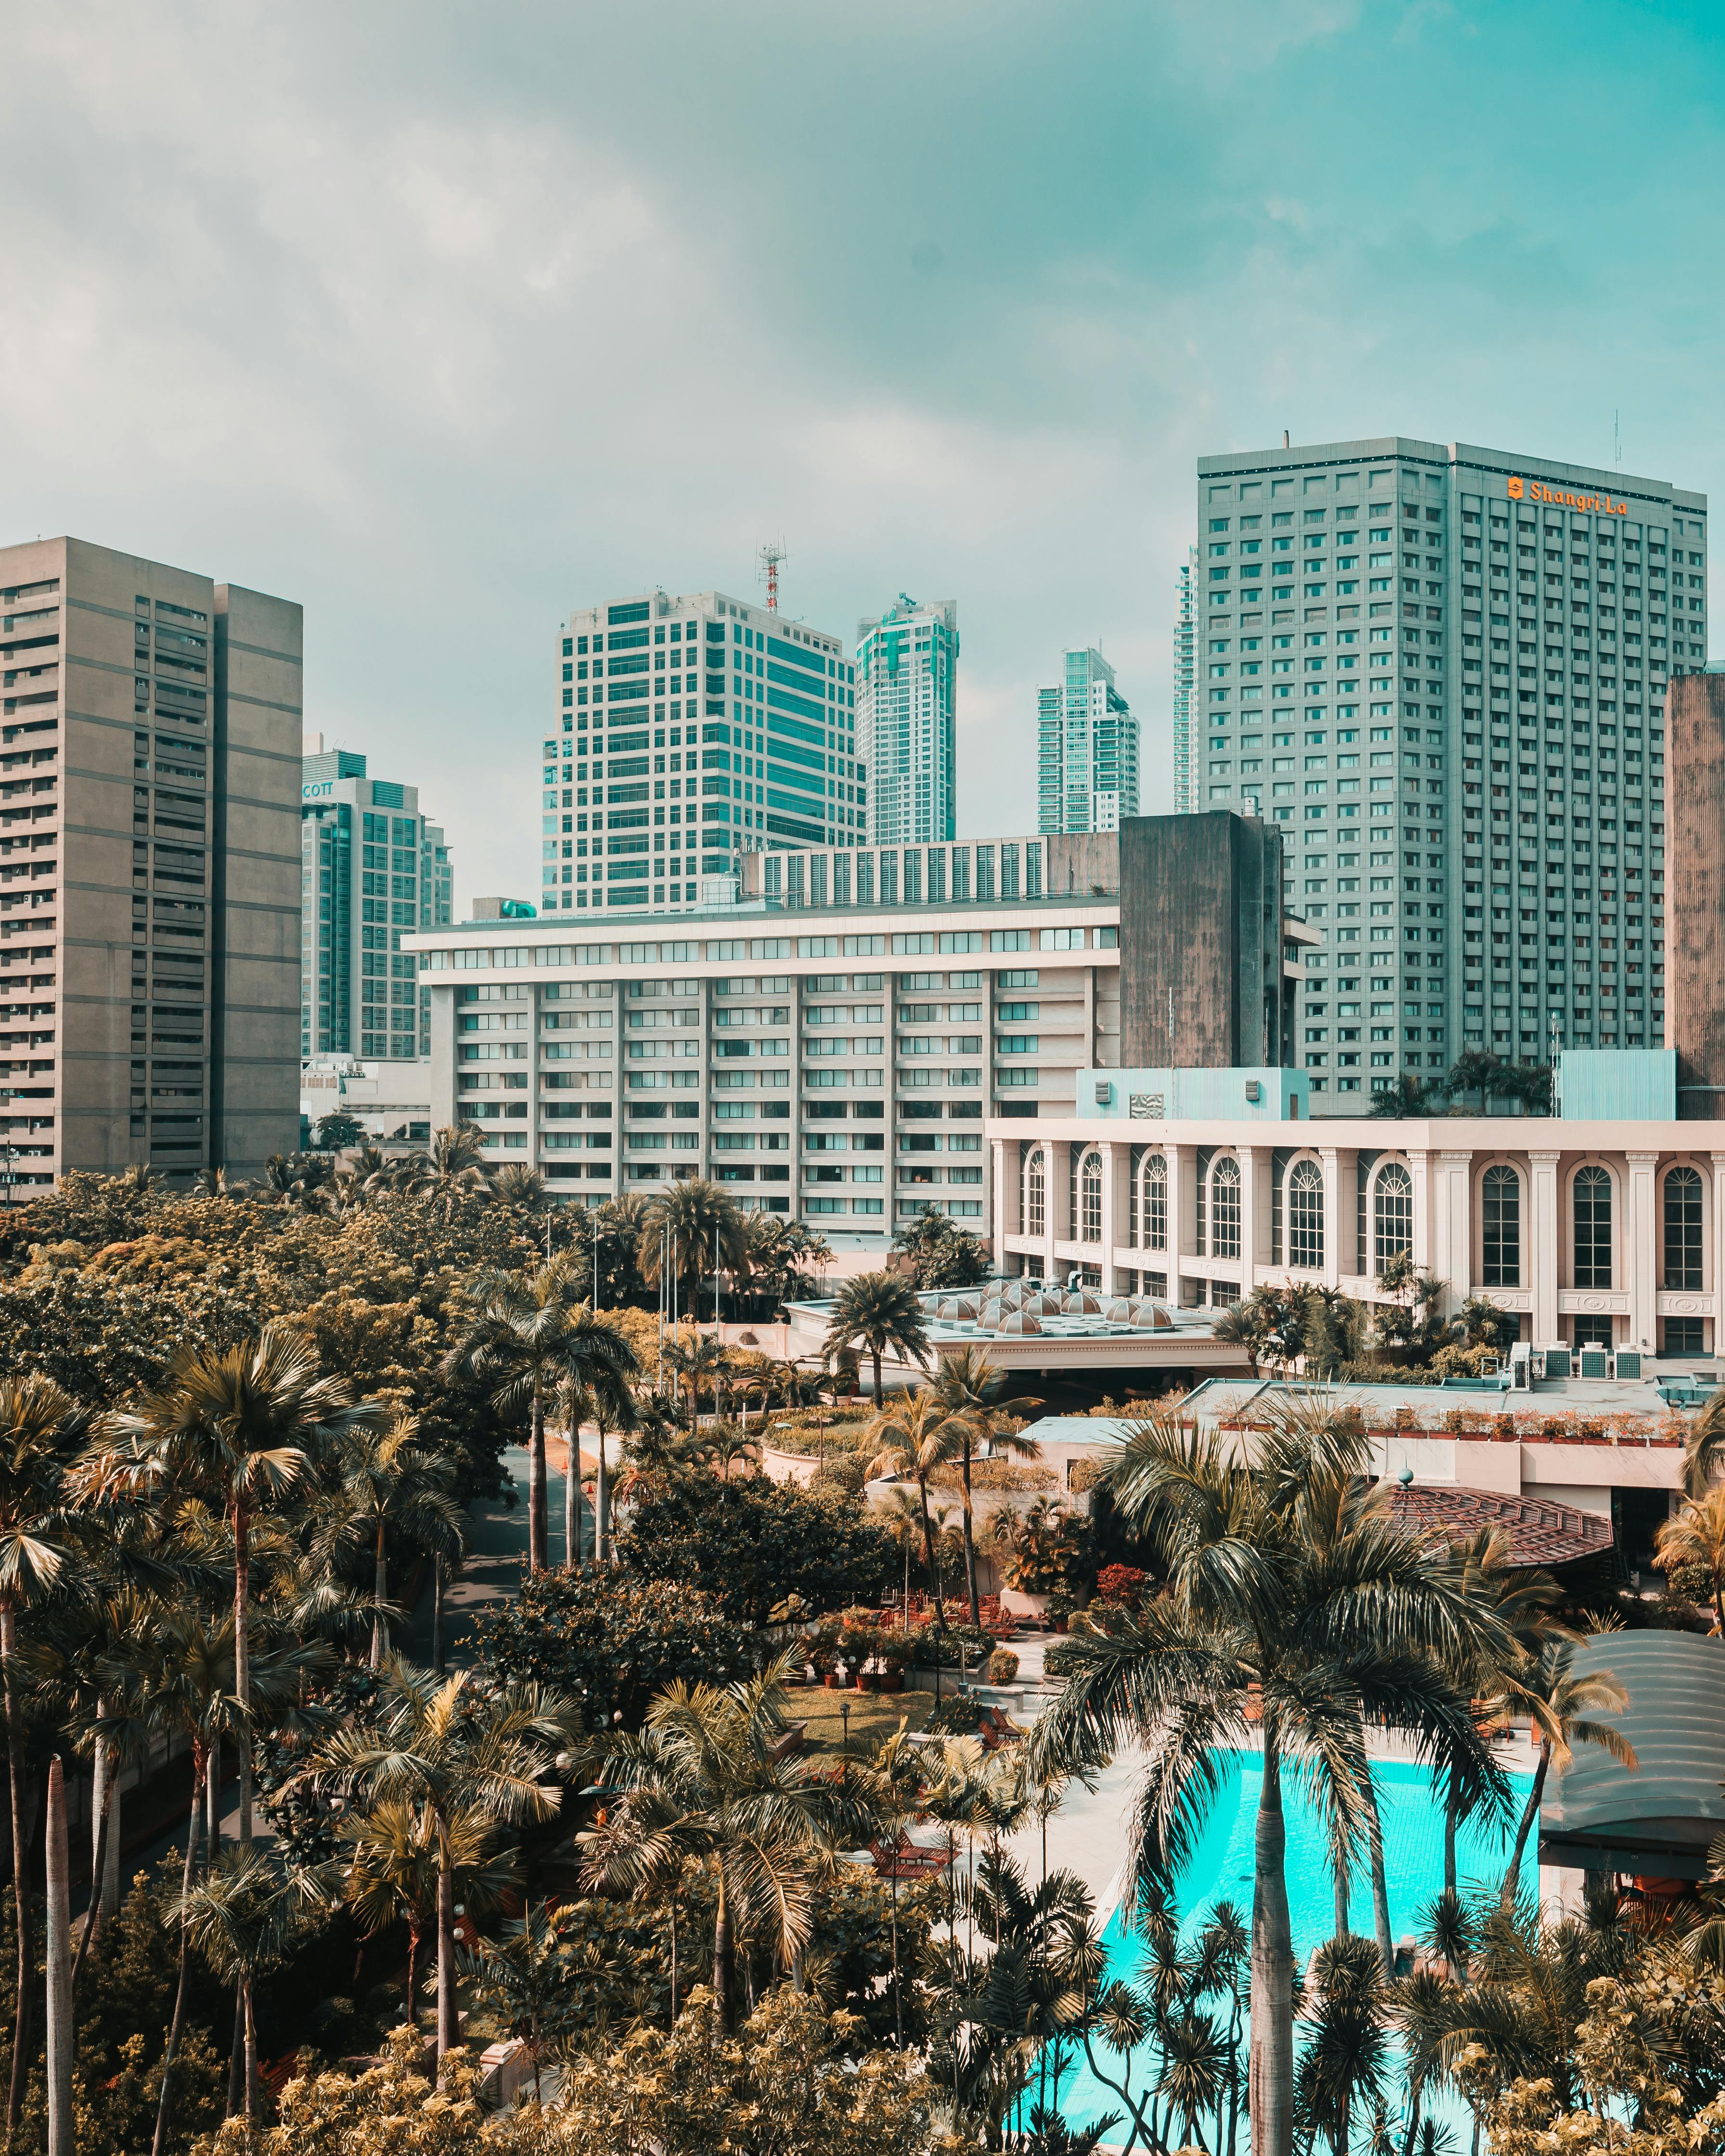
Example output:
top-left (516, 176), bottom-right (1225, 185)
top-left (984, 1646), bottom-right (1019, 1684)
top-left (620, 1475), bottom-right (896, 1628)
top-left (1093, 1562), bottom-right (1147, 1608)
top-left (471, 1569), bottom-right (755, 1731)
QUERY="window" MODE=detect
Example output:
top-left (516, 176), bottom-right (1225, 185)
top-left (1024, 1147), bottom-right (1045, 1238)
top-left (1143, 1153), bottom-right (1167, 1252)
top-left (1288, 1159), bottom-right (1324, 1270)
top-left (1481, 1164), bottom-right (1520, 1287)
top-left (1209, 1155), bottom-right (1241, 1258)
top-left (1664, 1317), bottom-right (1707, 1356)
top-left (1078, 1148), bottom-right (1103, 1243)
top-left (1663, 1165), bottom-right (1704, 1292)
top-left (1372, 1161), bottom-right (1412, 1271)
top-left (1572, 1165), bottom-right (1612, 1288)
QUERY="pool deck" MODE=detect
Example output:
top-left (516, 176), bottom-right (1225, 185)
top-left (998, 1634), bottom-right (1552, 1924)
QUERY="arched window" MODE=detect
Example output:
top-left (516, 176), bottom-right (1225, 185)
top-left (1024, 1148), bottom-right (1045, 1238)
top-left (1573, 1165), bottom-right (1612, 1289)
top-left (1080, 1149), bottom-right (1103, 1244)
top-left (1664, 1166), bottom-right (1704, 1292)
top-left (1288, 1158), bottom-right (1324, 1270)
top-left (1144, 1153), bottom-right (1168, 1251)
top-left (1210, 1155), bottom-right (1242, 1258)
top-left (1373, 1161), bottom-right (1413, 1271)
top-left (1481, 1164), bottom-right (1521, 1287)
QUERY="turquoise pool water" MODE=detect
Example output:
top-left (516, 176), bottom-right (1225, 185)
top-left (1053, 1749), bottom-right (1531, 2140)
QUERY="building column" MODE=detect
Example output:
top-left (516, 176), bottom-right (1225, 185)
top-left (1408, 1149), bottom-right (1430, 1283)
top-left (991, 1140), bottom-right (1010, 1276)
top-left (1711, 1152), bottom-right (1725, 1355)
top-left (1434, 1150), bottom-right (1474, 1312)
top-left (1166, 1143), bottom-right (1195, 1302)
top-left (1043, 1138), bottom-right (1063, 1283)
top-left (1529, 1150), bottom-right (1562, 1345)
top-left (1100, 1140), bottom-right (1126, 1293)
top-left (1626, 1151), bottom-right (1660, 1353)
top-left (1238, 1143), bottom-right (1266, 1297)
top-left (1319, 1146), bottom-right (1354, 1292)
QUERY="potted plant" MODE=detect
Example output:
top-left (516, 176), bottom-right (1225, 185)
top-left (877, 1635), bottom-right (912, 1694)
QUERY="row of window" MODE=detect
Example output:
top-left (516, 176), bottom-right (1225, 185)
top-left (1022, 1146), bottom-right (1709, 1292)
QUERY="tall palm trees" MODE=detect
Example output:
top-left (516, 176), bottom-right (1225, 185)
top-left (824, 1270), bottom-right (930, 1405)
top-left (1657, 1484), bottom-right (1725, 1633)
top-left (581, 1657), bottom-right (877, 2032)
top-left (928, 1347), bottom-right (1043, 1626)
top-left (443, 1258), bottom-right (638, 1573)
top-left (866, 1392), bottom-right (965, 1628)
top-left (0, 1375), bottom-right (90, 2140)
top-left (314, 1412), bottom-right (465, 1667)
top-left (639, 1179), bottom-right (748, 1320)
top-left (290, 1661), bottom-right (578, 2056)
top-left (105, 1322), bottom-right (382, 1845)
top-left (1032, 1403), bottom-right (1511, 2156)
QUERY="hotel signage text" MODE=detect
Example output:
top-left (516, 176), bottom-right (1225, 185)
top-left (1506, 475), bottom-right (1628, 516)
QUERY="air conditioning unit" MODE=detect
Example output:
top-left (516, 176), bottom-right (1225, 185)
top-left (1611, 1350), bottom-right (1643, 1381)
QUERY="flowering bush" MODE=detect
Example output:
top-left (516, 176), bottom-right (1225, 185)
top-left (1093, 1563), bottom-right (1147, 1608)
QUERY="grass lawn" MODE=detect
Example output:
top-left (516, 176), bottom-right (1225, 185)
top-left (786, 1681), bottom-right (938, 1759)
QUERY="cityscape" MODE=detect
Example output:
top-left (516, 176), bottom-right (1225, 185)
top-left (3, 9), bottom-right (1725, 2155)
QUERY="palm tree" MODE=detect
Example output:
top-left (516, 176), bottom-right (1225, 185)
top-left (824, 1270), bottom-right (931, 1405)
top-left (313, 1413), bottom-right (465, 1668)
top-left (103, 1323), bottom-right (381, 1845)
top-left (565, 1377), bottom-right (637, 1570)
top-left (1682, 1387), bottom-right (1725, 1500)
top-left (0, 1375), bottom-right (90, 2141)
top-left (287, 1660), bottom-right (579, 2056)
top-left (928, 1347), bottom-right (1043, 1626)
top-left (173, 1847), bottom-right (322, 2132)
top-left (1369, 1072), bottom-right (1435, 1120)
top-left (491, 1161), bottom-right (549, 1212)
top-left (456, 1901), bottom-right (579, 2104)
top-left (639, 1179), bottom-right (748, 1320)
top-left (1499, 1639), bottom-right (1637, 1901)
top-left (337, 1794), bottom-right (516, 2033)
top-left (44, 1755), bottom-right (71, 2156)
top-left (443, 1259), bottom-right (637, 1573)
top-left (1031, 1402), bottom-right (1512, 2156)
top-left (399, 1125), bottom-right (491, 1216)
top-left (1294, 1932), bottom-right (1389, 2156)
top-left (1657, 1486), bottom-right (1725, 1633)
top-left (580, 1656), bottom-right (878, 2031)
top-left (866, 1392), bottom-right (966, 1628)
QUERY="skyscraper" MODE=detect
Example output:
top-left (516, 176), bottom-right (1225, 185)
top-left (300, 745), bottom-right (452, 1061)
top-left (1036, 646), bottom-right (1140, 833)
top-left (0, 536), bottom-right (301, 1189)
top-left (857, 595), bottom-right (957, 846)
top-left (543, 588), bottom-right (862, 916)
top-left (1192, 436), bottom-right (1703, 1103)
top-left (1172, 549), bottom-right (1196, 813)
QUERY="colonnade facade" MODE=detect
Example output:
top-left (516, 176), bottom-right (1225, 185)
top-left (988, 1115), bottom-right (1725, 1354)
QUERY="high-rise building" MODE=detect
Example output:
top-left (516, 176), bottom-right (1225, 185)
top-left (543, 589), bottom-right (862, 917)
top-left (1192, 437), bottom-right (1704, 1102)
top-left (1172, 549), bottom-right (1196, 812)
top-left (1036, 646), bottom-right (1139, 833)
top-left (300, 745), bottom-right (452, 1062)
top-left (0, 536), bottom-right (301, 1190)
top-left (857, 595), bottom-right (957, 846)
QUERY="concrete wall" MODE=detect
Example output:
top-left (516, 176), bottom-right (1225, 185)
top-left (1668, 673), bottom-right (1725, 1118)
top-left (1119, 811), bottom-right (1283, 1070)
top-left (213, 585), bottom-right (303, 1177)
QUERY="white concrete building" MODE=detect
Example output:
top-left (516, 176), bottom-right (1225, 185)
top-left (857, 595), bottom-right (957, 847)
top-left (988, 1104), bottom-right (1725, 1358)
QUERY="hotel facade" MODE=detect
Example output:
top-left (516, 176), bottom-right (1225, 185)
top-left (1177, 437), bottom-right (1705, 1100)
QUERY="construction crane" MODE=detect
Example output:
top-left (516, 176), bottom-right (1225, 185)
top-left (757, 541), bottom-right (788, 614)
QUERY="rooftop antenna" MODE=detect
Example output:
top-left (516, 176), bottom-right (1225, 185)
top-left (757, 541), bottom-right (788, 614)
top-left (1283, 429), bottom-right (1290, 449)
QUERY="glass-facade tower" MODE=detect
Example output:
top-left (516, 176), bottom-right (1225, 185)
top-left (301, 749), bottom-right (452, 1061)
top-left (858, 594), bottom-right (957, 846)
top-left (545, 588), bottom-right (861, 916)
top-left (1172, 549), bottom-right (1196, 812)
top-left (1193, 437), bottom-right (1704, 1101)
top-left (1036, 647), bottom-right (1139, 832)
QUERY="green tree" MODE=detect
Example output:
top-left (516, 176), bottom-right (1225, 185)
top-left (104, 1323), bottom-right (381, 1844)
top-left (927, 1347), bottom-right (1043, 1625)
top-left (1033, 1402), bottom-right (1510, 2156)
top-left (891, 1209), bottom-right (991, 1290)
top-left (639, 1180), bottom-right (748, 1320)
top-left (173, 1848), bottom-right (320, 2134)
top-left (618, 1475), bottom-right (893, 1629)
top-left (312, 1113), bottom-right (367, 1152)
top-left (396, 1127), bottom-right (491, 1218)
top-left (471, 1570), bottom-right (754, 1732)
top-left (823, 1271), bottom-right (930, 1406)
top-left (287, 1661), bottom-right (578, 2057)
top-left (312, 1412), bottom-right (465, 1668)
top-left (1499, 1640), bottom-right (1637, 1901)
top-left (865, 1392), bottom-right (963, 1627)
top-left (442, 1258), bottom-right (636, 1574)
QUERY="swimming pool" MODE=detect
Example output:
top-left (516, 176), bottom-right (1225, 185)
top-left (1051, 1749), bottom-right (1532, 2141)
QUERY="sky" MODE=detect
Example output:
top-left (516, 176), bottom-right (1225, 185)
top-left (3, 0), bottom-right (1724, 905)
